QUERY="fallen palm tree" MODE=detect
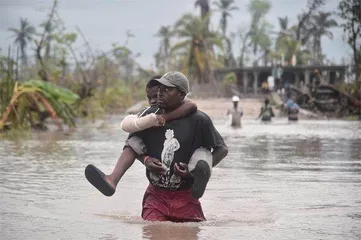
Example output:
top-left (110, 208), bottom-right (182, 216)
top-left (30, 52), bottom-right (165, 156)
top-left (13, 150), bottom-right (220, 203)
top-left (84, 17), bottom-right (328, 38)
top-left (0, 80), bottom-right (80, 131)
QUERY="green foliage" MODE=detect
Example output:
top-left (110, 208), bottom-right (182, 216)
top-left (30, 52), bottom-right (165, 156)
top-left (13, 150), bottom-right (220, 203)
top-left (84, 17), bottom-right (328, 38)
top-left (74, 79), bottom-right (147, 119)
top-left (310, 12), bottom-right (338, 64)
top-left (8, 17), bottom-right (36, 65)
top-left (338, 0), bottom-right (361, 80)
top-left (345, 115), bottom-right (360, 121)
top-left (245, 0), bottom-right (274, 65)
top-left (0, 128), bottom-right (32, 140)
top-left (63, 33), bottom-right (77, 43)
top-left (248, 0), bottom-right (272, 32)
top-left (0, 51), bottom-right (17, 118)
top-left (101, 85), bottom-right (132, 112)
top-left (0, 80), bottom-right (80, 130)
top-left (338, 81), bottom-right (361, 99)
top-left (195, 0), bottom-right (211, 19)
top-left (171, 13), bottom-right (224, 83)
top-left (100, 80), bottom-right (147, 112)
top-left (222, 72), bottom-right (237, 86)
top-left (20, 80), bottom-right (80, 127)
top-left (74, 96), bottom-right (106, 121)
top-left (155, 26), bottom-right (173, 72)
top-left (23, 80), bottom-right (80, 104)
top-left (213, 0), bottom-right (239, 36)
top-left (3, 0), bottom-right (357, 132)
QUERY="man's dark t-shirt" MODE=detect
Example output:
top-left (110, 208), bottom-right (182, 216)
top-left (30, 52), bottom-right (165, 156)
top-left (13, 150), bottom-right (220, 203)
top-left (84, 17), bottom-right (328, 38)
top-left (133, 110), bottom-right (223, 191)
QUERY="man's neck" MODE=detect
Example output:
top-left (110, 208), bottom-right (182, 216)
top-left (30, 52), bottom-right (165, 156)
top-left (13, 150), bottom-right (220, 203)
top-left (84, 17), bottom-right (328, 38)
top-left (162, 102), bottom-right (183, 113)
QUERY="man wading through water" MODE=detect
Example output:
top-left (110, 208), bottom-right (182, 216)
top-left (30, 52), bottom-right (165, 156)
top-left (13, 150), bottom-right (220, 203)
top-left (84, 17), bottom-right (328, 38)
top-left (86, 75), bottom-right (201, 196)
top-left (227, 95), bottom-right (243, 128)
top-left (133, 71), bottom-right (228, 222)
top-left (86, 72), bottom-right (228, 222)
top-left (257, 98), bottom-right (275, 122)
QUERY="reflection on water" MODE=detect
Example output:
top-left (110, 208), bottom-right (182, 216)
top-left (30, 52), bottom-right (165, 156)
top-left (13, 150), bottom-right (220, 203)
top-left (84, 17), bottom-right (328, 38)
top-left (142, 223), bottom-right (200, 240)
top-left (0, 117), bottom-right (360, 240)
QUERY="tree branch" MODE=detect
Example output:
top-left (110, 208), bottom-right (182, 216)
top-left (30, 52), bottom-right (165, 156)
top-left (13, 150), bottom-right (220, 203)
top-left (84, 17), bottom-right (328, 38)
top-left (35, 0), bottom-right (58, 81)
top-left (296, 0), bottom-right (325, 41)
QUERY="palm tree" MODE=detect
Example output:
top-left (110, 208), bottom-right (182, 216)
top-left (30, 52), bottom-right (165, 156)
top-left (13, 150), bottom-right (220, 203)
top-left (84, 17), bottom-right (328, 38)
top-left (248, 0), bottom-right (272, 28)
top-left (247, 0), bottom-right (272, 65)
top-left (212, 0), bottom-right (239, 67)
top-left (223, 32), bottom-right (237, 68)
top-left (283, 37), bottom-right (305, 65)
top-left (249, 21), bottom-right (273, 65)
top-left (274, 32), bottom-right (311, 66)
top-left (278, 16), bottom-right (289, 31)
top-left (238, 27), bottom-right (251, 67)
top-left (40, 20), bottom-right (56, 61)
top-left (171, 13), bottom-right (223, 83)
top-left (155, 26), bottom-right (173, 71)
top-left (311, 12), bottom-right (338, 64)
top-left (195, 0), bottom-right (210, 19)
top-left (213, 0), bottom-right (239, 37)
top-left (275, 16), bottom-right (290, 51)
top-left (8, 18), bottom-right (36, 67)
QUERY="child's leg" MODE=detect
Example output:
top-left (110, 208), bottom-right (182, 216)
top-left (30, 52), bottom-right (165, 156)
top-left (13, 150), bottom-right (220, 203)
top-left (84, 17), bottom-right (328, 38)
top-left (188, 148), bottom-right (213, 199)
top-left (108, 135), bottom-right (147, 187)
top-left (105, 146), bottom-right (137, 188)
top-left (85, 136), bottom-right (146, 197)
top-left (105, 136), bottom-right (146, 188)
top-left (85, 147), bottom-right (137, 197)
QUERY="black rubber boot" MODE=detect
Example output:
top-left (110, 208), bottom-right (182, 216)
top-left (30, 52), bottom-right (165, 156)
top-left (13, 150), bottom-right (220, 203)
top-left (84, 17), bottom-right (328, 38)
top-left (191, 160), bottom-right (211, 199)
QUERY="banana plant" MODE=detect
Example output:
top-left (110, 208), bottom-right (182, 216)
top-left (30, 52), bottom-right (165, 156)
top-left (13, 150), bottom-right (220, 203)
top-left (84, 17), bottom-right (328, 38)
top-left (0, 80), bottom-right (80, 131)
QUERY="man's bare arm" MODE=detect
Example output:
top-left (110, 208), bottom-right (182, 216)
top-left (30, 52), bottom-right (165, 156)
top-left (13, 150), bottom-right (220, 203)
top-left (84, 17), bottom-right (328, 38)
top-left (212, 144), bottom-right (228, 167)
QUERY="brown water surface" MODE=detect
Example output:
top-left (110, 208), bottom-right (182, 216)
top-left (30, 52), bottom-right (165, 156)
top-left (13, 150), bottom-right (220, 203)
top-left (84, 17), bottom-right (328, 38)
top-left (1, 117), bottom-right (360, 240)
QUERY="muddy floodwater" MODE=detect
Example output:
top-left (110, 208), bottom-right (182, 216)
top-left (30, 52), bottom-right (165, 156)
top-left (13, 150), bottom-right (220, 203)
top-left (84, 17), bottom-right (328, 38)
top-left (1, 116), bottom-right (360, 240)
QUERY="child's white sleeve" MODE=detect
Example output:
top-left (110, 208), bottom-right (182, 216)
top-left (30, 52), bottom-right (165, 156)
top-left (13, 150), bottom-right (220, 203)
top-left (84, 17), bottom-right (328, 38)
top-left (121, 113), bottom-right (159, 133)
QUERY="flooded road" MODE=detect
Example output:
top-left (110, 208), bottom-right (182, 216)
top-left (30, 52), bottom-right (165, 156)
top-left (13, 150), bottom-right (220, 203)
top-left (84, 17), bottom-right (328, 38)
top-left (1, 117), bottom-right (360, 240)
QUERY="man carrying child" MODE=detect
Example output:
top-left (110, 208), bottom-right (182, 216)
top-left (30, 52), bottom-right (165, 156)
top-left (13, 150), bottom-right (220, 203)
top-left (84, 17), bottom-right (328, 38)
top-left (85, 71), bottom-right (228, 222)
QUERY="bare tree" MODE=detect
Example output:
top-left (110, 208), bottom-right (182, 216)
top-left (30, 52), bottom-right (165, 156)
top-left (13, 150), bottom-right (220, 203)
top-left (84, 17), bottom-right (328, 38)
top-left (34, 0), bottom-right (58, 81)
top-left (339, 0), bottom-right (361, 81)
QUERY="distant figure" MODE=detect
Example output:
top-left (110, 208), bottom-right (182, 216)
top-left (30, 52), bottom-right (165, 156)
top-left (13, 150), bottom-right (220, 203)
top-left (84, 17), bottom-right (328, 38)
top-left (267, 75), bottom-right (275, 91)
top-left (261, 81), bottom-right (269, 93)
top-left (284, 80), bottom-right (290, 92)
top-left (227, 95), bottom-right (243, 128)
top-left (257, 98), bottom-right (275, 122)
top-left (272, 64), bottom-right (283, 91)
top-left (285, 95), bottom-right (300, 121)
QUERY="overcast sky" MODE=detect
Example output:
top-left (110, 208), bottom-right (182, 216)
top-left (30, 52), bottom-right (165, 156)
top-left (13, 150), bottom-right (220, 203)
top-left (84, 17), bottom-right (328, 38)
top-left (0, 0), bottom-right (350, 68)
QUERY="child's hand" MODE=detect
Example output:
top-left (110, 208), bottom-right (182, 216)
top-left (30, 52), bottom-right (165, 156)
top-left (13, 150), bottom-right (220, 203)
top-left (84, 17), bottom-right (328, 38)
top-left (144, 157), bottom-right (166, 175)
top-left (174, 162), bottom-right (192, 178)
top-left (155, 115), bottom-right (166, 126)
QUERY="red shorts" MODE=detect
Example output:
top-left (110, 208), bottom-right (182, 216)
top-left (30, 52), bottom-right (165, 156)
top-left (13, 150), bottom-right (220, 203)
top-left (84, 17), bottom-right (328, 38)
top-left (142, 184), bottom-right (206, 222)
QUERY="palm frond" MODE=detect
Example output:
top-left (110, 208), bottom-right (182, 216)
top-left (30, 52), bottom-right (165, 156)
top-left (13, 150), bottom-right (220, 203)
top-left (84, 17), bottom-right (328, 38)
top-left (171, 40), bottom-right (192, 54)
top-left (229, 6), bottom-right (239, 11)
top-left (8, 28), bottom-right (20, 34)
top-left (23, 80), bottom-right (80, 104)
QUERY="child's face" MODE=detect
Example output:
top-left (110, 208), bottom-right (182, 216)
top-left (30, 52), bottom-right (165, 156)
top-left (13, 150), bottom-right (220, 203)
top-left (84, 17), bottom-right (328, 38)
top-left (146, 86), bottom-right (158, 107)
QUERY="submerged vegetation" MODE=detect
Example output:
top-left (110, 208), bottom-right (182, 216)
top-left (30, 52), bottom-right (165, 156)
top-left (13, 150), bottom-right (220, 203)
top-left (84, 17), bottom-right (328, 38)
top-left (1, 0), bottom-right (360, 132)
